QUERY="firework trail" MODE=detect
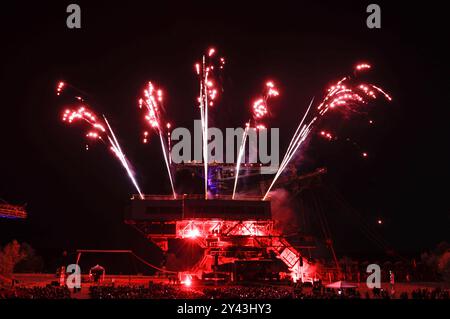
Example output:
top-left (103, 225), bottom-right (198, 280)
top-left (61, 104), bottom-right (144, 199)
top-left (263, 97), bottom-right (316, 200)
top-left (195, 48), bottom-right (225, 199)
top-left (55, 81), bottom-right (90, 101)
top-left (139, 82), bottom-right (176, 199)
top-left (103, 116), bottom-right (145, 199)
top-left (318, 130), bottom-right (370, 158)
top-left (56, 82), bottom-right (65, 96)
top-left (232, 123), bottom-right (250, 200)
top-left (232, 81), bottom-right (280, 199)
top-left (263, 63), bottom-right (392, 200)
top-left (319, 130), bottom-right (335, 141)
top-left (252, 81), bottom-right (280, 121)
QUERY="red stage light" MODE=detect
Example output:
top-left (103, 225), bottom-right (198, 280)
top-left (181, 274), bottom-right (192, 287)
top-left (185, 228), bottom-right (200, 239)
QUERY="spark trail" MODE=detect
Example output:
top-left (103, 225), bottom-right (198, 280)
top-left (104, 116), bottom-right (144, 199)
top-left (232, 81), bottom-right (280, 199)
top-left (263, 97), bottom-right (315, 200)
top-left (61, 104), bottom-right (144, 199)
top-left (139, 82), bottom-right (176, 199)
top-left (263, 64), bottom-right (392, 200)
top-left (195, 48), bottom-right (225, 199)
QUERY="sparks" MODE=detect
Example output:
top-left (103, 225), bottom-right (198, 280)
top-left (56, 81), bottom-right (65, 96)
top-left (196, 48), bottom-right (226, 199)
top-left (263, 97), bottom-right (316, 200)
top-left (103, 116), bottom-right (144, 200)
top-left (60, 103), bottom-right (144, 199)
top-left (264, 63), bottom-right (391, 200)
top-left (251, 80), bottom-right (280, 124)
top-left (139, 81), bottom-right (176, 199)
top-left (140, 82), bottom-right (161, 129)
top-left (355, 63), bottom-right (371, 71)
top-left (233, 80), bottom-right (280, 199)
top-left (57, 56), bottom-right (391, 207)
top-left (319, 130), bottom-right (334, 141)
top-left (253, 99), bottom-right (267, 119)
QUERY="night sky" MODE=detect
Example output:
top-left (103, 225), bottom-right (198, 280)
top-left (1, 1), bottom-right (448, 266)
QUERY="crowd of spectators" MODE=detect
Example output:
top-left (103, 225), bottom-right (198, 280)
top-left (1, 283), bottom-right (449, 300)
top-left (87, 284), bottom-right (449, 300)
top-left (89, 283), bottom-right (203, 299)
top-left (409, 288), bottom-right (449, 300)
top-left (0, 285), bottom-right (71, 299)
top-left (0, 288), bottom-right (13, 299)
top-left (204, 286), bottom-right (294, 299)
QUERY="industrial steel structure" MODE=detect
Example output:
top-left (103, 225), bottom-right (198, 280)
top-left (125, 194), bottom-right (316, 283)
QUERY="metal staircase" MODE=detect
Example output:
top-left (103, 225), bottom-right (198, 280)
top-left (270, 236), bottom-right (313, 283)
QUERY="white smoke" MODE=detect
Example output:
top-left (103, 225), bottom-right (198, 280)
top-left (269, 189), bottom-right (299, 233)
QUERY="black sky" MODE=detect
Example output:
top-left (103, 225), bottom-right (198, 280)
top-left (0, 1), bottom-right (449, 264)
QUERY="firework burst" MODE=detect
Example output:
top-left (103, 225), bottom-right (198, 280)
top-left (57, 54), bottom-right (391, 204)
top-left (60, 103), bottom-right (144, 199)
top-left (263, 64), bottom-right (391, 200)
top-left (139, 81), bottom-right (176, 198)
top-left (195, 47), bottom-right (225, 199)
top-left (232, 81), bottom-right (280, 199)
